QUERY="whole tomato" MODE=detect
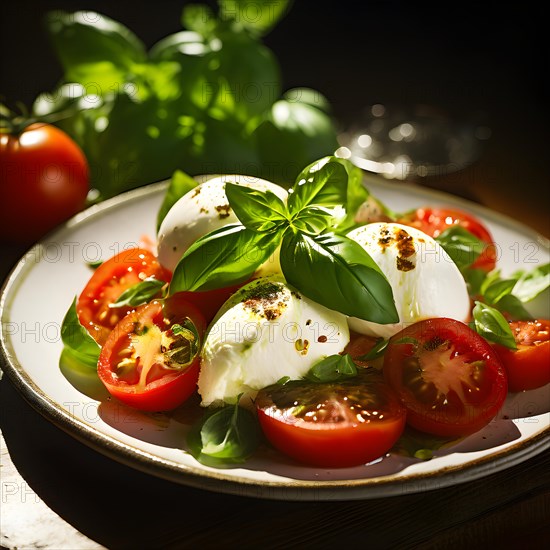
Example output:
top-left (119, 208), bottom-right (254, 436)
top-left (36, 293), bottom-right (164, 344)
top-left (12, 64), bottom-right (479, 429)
top-left (0, 122), bottom-right (90, 244)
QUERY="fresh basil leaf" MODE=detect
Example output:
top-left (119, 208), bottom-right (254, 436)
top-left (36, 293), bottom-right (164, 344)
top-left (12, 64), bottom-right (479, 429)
top-left (392, 426), bottom-right (457, 460)
top-left (225, 182), bottom-right (288, 232)
top-left (280, 231), bottom-right (398, 324)
top-left (219, 0), bottom-right (291, 36)
top-left (60, 298), bottom-right (100, 370)
top-left (305, 354), bottom-right (357, 383)
top-left (436, 226), bottom-right (485, 269)
top-left (157, 170), bottom-right (198, 231)
top-left (289, 157), bottom-right (348, 214)
top-left (170, 223), bottom-right (280, 293)
top-left (253, 99), bottom-right (339, 187)
top-left (187, 402), bottom-right (262, 466)
top-left (290, 206), bottom-right (334, 234)
top-left (109, 277), bottom-right (166, 309)
top-left (181, 4), bottom-right (218, 36)
top-left (356, 338), bottom-right (389, 361)
top-left (283, 87), bottom-right (332, 114)
top-left (472, 301), bottom-right (517, 349)
top-left (45, 10), bottom-right (146, 84)
top-left (512, 263), bottom-right (550, 303)
top-left (483, 278), bottom-right (517, 305)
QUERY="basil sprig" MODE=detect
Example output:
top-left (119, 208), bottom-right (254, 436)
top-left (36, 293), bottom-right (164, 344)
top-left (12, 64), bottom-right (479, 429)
top-left (464, 262), bottom-right (549, 321)
top-left (60, 298), bottom-right (101, 370)
top-left (472, 301), bottom-right (517, 349)
top-left (170, 224), bottom-right (281, 293)
top-left (435, 226), bottom-right (486, 270)
top-left (169, 156), bottom-right (398, 324)
top-left (187, 400), bottom-right (262, 466)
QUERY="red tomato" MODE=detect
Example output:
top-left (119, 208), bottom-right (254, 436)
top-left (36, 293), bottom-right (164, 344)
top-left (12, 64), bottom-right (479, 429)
top-left (0, 123), bottom-right (89, 244)
top-left (383, 318), bottom-right (508, 437)
top-left (398, 207), bottom-right (497, 272)
top-left (492, 320), bottom-right (550, 392)
top-left (255, 369), bottom-right (406, 468)
top-left (97, 293), bottom-right (206, 411)
top-left (77, 248), bottom-right (171, 345)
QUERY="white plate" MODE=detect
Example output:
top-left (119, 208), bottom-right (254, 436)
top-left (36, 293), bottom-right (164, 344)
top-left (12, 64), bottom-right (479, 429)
top-left (1, 177), bottom-right (549, 501)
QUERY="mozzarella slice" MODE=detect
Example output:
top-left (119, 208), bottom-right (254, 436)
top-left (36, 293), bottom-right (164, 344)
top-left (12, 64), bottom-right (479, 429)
top-left (157, 175), bottom-right (288, 272)
top-left (198, 275), bottom-right (350, 407)
top-left (347, 222), bottom-right (471, 338)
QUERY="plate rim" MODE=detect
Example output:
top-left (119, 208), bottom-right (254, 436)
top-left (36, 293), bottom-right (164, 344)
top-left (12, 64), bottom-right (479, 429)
top-left (1, 177), bottom-right (549, 501)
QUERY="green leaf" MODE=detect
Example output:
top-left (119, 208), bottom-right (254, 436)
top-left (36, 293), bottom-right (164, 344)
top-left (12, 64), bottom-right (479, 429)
top-left (280, 231), bottom-right (399, 324)
top-left (187, 402), bottom-right (262, 466)
top-left (109, 277), bottom-right (166, 309)
top-left (225, 182), bottom-right (288, 232)
top-left (45, 10), bottom-right (146, 85)
top-left (436, 226), bottom-right (485, 269)
top-left (511, 263), bottom-right (550, 303)
top-left (60, 298), bottom-right (100, 370)
top-left (87, 260), bottom-right (103, 270)
top-left (253, 99), bottom-right (339, 187)
top-left (170, 224), bottom-right (281, 293)
top-left (218, 0), bottom-right (292, 36)
top-left (355, 338), bottom-right (389, 361)
top-left (289, 157), bottom-right (348, 214)
top-left (472, 301), bottom-right (517, 349)
top-left (157, 170), bottom-right (198, 231)
top-left (305, 354), bottom-right (357, 383)
top-left (291, 206), bottom-right (335, 234)
top-left (483, 278), bottom-right (517, 305)
top-left (181, 4), bottom-right (218, 36)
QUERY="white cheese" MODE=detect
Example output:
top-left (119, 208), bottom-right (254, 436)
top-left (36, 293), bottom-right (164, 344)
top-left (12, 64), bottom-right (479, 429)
top-left (347, 222), bottom-right (471, 338)
top-left (157, 175), bottom-right (288, 272)
top-left (198, 276), bottom-right (350, 407)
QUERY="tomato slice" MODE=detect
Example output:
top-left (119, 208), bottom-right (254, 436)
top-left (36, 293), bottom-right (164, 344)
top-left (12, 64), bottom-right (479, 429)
top-left (492, 319), bottom-right (550, 392)
top-left (77, 248), bottom-right (171, 345)
top-left (383, 318), bottom-right (508, 437)
top-left (255, 369), bottom-right (406, 468)
top-left (398, 207), bottom-right (497, 272)
top-left (97, 293), bottom-right (206, 411)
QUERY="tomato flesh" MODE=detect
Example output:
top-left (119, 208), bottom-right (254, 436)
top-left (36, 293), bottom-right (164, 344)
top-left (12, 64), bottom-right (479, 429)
top-left (256, 369), bottom-right (406, 468)
top-left (77, 248), bottom-right (171, 345)
top-left (98, 294), bottom-right (206, 411)
top-left (492, 320), bottom-right (550, 392)
top-left (383, 318), bottom-right (508, 437)
top-left (0, 123), bottom-right (90, 244)
top-left (398, 207), bottom-right (497, 272)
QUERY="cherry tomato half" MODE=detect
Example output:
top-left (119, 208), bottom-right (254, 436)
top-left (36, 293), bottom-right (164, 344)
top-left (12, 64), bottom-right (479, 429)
top-left (0, 123), bottom-right (90, 244)
top-left (492, 319), bottom-right (550, 392)
top-left (77, 248), bottom-right (171, 345)
top-left (97, 293), bottom-right (206, 411)
top-left (383, 318), bottom-right (508, 437)
top-left (255, 369), bottom-right (406, 468)
top-left (398, 207), bottom-right (497, 272)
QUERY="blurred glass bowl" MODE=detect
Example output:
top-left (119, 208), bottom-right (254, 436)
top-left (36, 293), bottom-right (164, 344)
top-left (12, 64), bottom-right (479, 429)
top-left (337, 104), bottom-right (491, 180)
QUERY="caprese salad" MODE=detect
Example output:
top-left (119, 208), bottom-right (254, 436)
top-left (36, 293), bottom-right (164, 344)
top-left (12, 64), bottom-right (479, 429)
top-left (60, 156), bottom-right (550, 469)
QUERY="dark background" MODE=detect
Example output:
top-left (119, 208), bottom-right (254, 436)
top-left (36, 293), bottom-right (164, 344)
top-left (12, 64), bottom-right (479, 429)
top-left (1, 0), bottom-right (549, 236)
